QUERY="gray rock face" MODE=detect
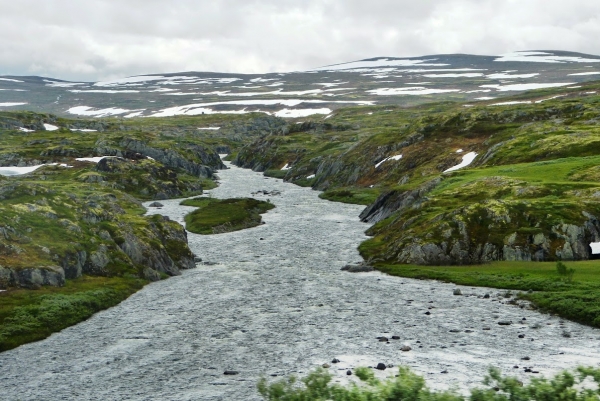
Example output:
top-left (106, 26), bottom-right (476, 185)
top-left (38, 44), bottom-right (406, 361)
top-left (0, 265), bottom-right (65, 288)
top-left (360, 178), bottom-right (442, 223)
top-left (110, 138), bottom-right (224, 176)
top-left (61, 249), bottom-right (87, 279)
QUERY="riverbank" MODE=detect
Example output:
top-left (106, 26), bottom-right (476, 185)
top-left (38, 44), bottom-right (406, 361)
top-left (374, 260), bottom-right (600, 328)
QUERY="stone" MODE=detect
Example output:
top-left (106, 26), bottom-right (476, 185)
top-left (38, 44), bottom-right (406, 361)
top-left (322, 363), bottom-right (330, 368)
top-left (375, 363), bottom-right (387, 370)
top-left (377, 336), bottom-right (389, 342)
top-left (346, 370), bottom-right (352, 376)
top-left (223, 371), bottom-right (239, 375)
top-left (331, 358), bottom-right (340, 364)
top-left (401, 345), bottom-right (412, 352)
top-left (149, 202), bottom-right (164, 207)
top-left (391, 336), bottom-right (400, 340)
top-left (453, 289), bottom-right (462, 296)
top-left (340, 263), bottom-right (374, 273)
top-left (498, 321), bottom-right (512, 326)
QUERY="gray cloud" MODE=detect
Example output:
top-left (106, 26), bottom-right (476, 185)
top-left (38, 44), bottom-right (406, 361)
top-left (0, 0), bottom-right (599, 81)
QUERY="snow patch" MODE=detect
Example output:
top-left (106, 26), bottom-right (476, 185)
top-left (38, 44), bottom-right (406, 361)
top-left (422, 73), bottom-right (484, 78)
top-left (310, 58), bottom-right (449, 71)
top-left (76, 156), bottom-right (116, 163)
top-left (480, 83), bottom-right (575, 91)
top-left (367, 87), bottom-right (460, 96)
top-left (475, 97), bottom-right (495, 100)
top-left (274, 108), bottom-right (331, 118)
top-left (18, 127), bottom-right (34, 132)
top-left (0, 163), bottom-right (71, 176)
top-left (444, 152), bottom-right (477, 172)
top-left (43, 123), bottom-right (59, 131)
top-left (490, 101), bottom-right (532, 106)
top-left (198, 127), bottom-right (221, 130)
top-left (495, 51), bottom-right (600, 64)
top-left (281, 164), bottom-right (291, 171)
top-left (306, 174), bottom-right (316, 179)
top-left (69, 89), bottom-right (140, 94)
top-left (568, 72), bottom-right (600, 76)
top-left (0, 77), bottom-right (24, 83)
top-left (70, 129), bottom-right (98, 132)
top-left (486, 73), bottom-right (539, 79)
top-left (375, 154), bottom-right (402, 168)
top-left (0, 102), bottom-right (27, 107)
top-left (68, 106), bottom-right (142, 117)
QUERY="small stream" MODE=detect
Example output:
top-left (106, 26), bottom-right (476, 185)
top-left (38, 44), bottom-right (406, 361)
top-left (1, 162), bottom-right (600, 401)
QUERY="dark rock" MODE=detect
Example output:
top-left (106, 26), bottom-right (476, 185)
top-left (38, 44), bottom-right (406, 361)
top-left (322, 363), bottom-right (330, 368)
top-left (483, 327), bottom-right (491, 330)
top-left (223, 371), bottom-right (239, 375)
top-left (377, 336), bottom-right (389, 342)
top-left (391, 336), bottom-right (400, 340)
top-left (453, 289), bottom-right (462, 296)
top-left (375, 363), bottom-right (387, 370)
top-left (518, 334), bottom-right (525, 338)
top-left (331, 358), bottom-right (340, 364)
top-left (521, 356), bottom-right (531, 360)
top-left (346, 370), bottom-right (352, 376)
top-left (401, 345), bottom-right (412, 352)
top-left (498, 321), bottom-right (512, 326)
top-left (425, 311), bottom-right (431, 315)
top-left (340, 263), bottom-right (374, 273)
top-left (149, 202), bottom-right (164, 207)
top-left (484, 293), bottom-right (490, 299)
top-left (449, 329), bottom-right (460, 333)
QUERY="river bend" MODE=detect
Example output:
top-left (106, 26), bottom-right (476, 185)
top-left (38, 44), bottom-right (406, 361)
top-left (1, 162), bottom-right (600, 400)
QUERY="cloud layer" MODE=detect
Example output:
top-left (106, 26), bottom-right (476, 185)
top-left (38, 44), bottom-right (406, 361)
top-left (1, 0), bottom-right (599, 81)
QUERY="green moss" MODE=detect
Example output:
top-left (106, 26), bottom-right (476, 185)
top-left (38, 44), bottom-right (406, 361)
top-left (0, 276), bottom-right (146, 351)
top-left (184, 197), bottom-right (275, 234)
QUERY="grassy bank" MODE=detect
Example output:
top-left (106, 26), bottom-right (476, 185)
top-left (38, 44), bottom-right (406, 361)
top-left (182, 197), bottom-right (275, 234)
top-left (374, 260), bottom-right (600, 327)
top-left (0, 276), bottom-right (146, 352)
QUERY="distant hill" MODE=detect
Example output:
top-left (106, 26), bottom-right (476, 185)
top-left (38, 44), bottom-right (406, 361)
top-left (1, 50), bottom-right (600, 118)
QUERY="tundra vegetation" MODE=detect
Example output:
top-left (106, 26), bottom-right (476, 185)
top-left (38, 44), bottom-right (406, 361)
top-left (233, 81), bottom-right (600, 327)
top-left (0, 112), bottom-right (279, 350)
top-left (182, 197), bottom-right (275, 234)
top-left (3, 80), bottom-right (600, 350)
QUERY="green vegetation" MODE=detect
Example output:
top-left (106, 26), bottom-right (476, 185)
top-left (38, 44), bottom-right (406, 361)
top-left (375, 260), bottom-right (600, 327)
top-left (183, 197), bottom-right (275, 234)
top-left (319, 187), bottom-right (380, 205)
top-left (0, 276), bottom-right (146, 351)
top-left (258, 365), bottom-right (600, 401)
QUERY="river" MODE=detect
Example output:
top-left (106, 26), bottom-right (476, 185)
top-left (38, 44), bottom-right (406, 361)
top-left (1, 161), bottom-right (600, 400)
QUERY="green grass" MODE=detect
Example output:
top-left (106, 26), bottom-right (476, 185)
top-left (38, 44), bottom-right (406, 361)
top-left (0, 276), bottom-right (146, 351)
top-left (374, 260), bottom-right (600, 327)
top-left (183, 197), bottom-right (275, 234)
top-left (319, 187), bottom-right (381, 205)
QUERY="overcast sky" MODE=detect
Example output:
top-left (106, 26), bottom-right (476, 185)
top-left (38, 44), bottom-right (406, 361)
top-left (1, 0), bottom-right (599, 81)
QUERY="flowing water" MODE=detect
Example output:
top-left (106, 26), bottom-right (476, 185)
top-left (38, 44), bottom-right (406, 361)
top-left (2, 162), bottom-right (600, 400)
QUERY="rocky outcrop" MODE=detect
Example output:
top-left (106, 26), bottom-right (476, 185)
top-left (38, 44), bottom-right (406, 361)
top-left (95, 138), bottom-right (224, 176)
top-left (359, 178), bottom-right (442, 223)
top-left (0, 265), bottom-right (65, 289)
top-left (380, 209), bottom-right (600, 265)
